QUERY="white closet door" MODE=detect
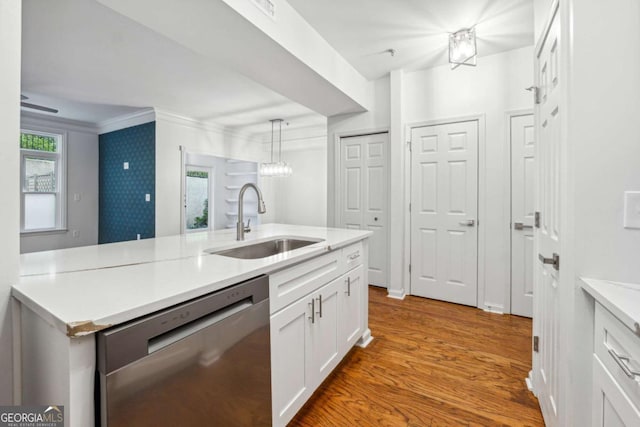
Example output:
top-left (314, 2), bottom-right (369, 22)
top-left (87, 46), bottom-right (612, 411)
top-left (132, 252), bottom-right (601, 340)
top-left (410, 120), bottom-right (478, 306)
top-left (339, 133), bottom-right (388, 287)
top-left (533, 6), bottom-right (561, 427)
top-left (511, 114), bottom-right (535, 318)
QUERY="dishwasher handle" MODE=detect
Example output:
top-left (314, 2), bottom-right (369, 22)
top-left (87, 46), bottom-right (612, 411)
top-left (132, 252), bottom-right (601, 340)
top-left (148, 298), bottom-right (253, 354)
top-left (97, 275), bottom-right (269, 375)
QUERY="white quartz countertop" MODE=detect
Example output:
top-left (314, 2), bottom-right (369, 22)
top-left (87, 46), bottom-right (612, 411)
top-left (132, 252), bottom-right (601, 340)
top-left (581, 277), bottom-right (640, 337)
top-left (14, 224), bottom-right (371, 337)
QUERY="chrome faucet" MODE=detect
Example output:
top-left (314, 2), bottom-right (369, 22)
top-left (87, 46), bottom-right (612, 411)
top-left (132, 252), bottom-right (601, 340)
top-left (237, 183), bottom-right (266, 241)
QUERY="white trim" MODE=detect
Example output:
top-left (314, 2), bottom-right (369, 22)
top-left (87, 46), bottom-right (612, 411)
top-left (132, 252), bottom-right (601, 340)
top-left (504, 109), bottom-right (534, 315)
top-left (97, 108), bottom-right (156, 134)
top-left (535, 0), bottom-right (560, 58)
top-left (387, 289), bottom-right (406, 300)
top-left (404, 114), bottom-right (486, 309)
top-left (19, 128), bottom-right (67, 233)
top-left (154, 109), bottom-right (255, 142)
top-left (21, 111), bottom-right (97, 134)
top-left (356, 328), bottom-right (373, 348)
top-left (483, 303), bottom-right (505, 315)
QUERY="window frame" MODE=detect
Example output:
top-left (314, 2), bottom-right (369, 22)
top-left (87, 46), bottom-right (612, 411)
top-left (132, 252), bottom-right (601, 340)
top-left (19, 128), bottom-right (67, 234)
top-left (184, 164), bottom-right (213, 233)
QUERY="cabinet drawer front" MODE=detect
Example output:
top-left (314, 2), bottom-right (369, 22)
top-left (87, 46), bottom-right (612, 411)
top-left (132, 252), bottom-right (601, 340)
top-left (595, 302), bottom-right (640, 411)
top-left (270, 251), bottom-right (342, 314)
top-left (593, 354), bottom-right (640, 426)
top-left (343, 241), bottom-right (364, 272)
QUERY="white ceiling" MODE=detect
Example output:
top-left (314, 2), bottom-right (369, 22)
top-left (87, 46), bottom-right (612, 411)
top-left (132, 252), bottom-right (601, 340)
top-left (22, 0), bottom-right (534, 129)
top-left (21, 0), bottom-right (323, 130)
top-left (288, 0), bottom-right (534, 80)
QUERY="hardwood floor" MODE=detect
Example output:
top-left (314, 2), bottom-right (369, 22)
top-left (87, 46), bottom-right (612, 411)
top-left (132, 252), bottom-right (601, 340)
top-left (290, 286), bottom-right (544, 427)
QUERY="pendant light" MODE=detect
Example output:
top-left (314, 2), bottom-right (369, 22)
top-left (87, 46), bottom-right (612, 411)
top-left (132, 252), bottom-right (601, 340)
top-left (260, 119), bottom-right (292, 177)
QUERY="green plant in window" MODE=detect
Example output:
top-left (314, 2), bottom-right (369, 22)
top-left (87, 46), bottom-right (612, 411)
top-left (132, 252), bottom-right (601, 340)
top-left (193, 198), bottom-right (208, 228)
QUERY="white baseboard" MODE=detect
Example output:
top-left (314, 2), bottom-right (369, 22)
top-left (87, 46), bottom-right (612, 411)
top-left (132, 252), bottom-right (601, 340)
top-left (525, 370), bottom-right (534, 393)
top-left (482, 302), bottom-right (504, 314)
top-left (356, 328), bottom-right (373, 348)
top-left (387, 288), bottom-right (406, 300)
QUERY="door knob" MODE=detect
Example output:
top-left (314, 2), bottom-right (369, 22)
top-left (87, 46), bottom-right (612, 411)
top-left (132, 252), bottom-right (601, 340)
top-left (459, 219), bottom-right (475, 227)
top-left (374, 217), bottom-right (378, 221)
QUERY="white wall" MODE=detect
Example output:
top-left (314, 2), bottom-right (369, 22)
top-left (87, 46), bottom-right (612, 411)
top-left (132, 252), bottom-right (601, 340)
top-left (155, 111), bottom-right (269, 236)
top-left (20, 114), bottom-right (99, 253)
top-left (0, 0), bottom-right (21, 404)
top-left (403, 46), bottom-right (534, 311)
top-left (268, 134), bottom-right (328, 227)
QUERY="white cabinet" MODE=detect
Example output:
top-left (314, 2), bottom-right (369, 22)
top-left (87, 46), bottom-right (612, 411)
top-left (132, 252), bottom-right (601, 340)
top-left (270, 293), bottom-right (314, 425)
top-left (339, 264), bottom-right (364, 355)
top-left (591, 302), bottom-right (640, 426)
top-left (592, 355), bottom-right (640, 426)
top-left (271, 276), bottom-right (351, 427)
top-left (270, 242), bottom-right (369, 427)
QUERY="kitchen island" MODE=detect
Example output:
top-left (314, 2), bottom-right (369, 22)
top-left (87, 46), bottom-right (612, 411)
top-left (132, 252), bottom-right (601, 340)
top-left (13, 224), bottom-right (372, 427)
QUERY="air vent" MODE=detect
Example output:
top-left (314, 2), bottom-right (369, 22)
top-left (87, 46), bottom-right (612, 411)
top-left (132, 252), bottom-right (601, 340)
top-left (251, 0), bottom-right (276, 19)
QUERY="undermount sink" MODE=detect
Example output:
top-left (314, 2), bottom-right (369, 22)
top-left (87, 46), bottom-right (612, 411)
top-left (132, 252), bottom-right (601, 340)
top-left (206, 238), bottom-right (323, 259)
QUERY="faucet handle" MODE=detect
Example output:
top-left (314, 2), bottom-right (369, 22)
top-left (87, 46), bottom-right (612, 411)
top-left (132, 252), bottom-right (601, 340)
top-left (244, 218), bottom-right (251, 233)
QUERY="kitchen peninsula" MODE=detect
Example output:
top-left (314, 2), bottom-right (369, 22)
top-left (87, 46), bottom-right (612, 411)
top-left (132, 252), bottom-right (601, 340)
top-left (13, 224), bottom-right (372, 427)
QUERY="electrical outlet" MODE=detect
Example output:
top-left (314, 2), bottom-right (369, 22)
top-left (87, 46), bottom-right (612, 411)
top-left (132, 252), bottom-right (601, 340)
top-left (72, 230), bottom-right (79, 238)
top-left (624, 191), bottom-right (640, 229)
top-left (145, 193), bottom-right (151, 202)
top-left (123, 162), bottom-right (129, 170)
top-left (73, 193), bottom-right (81, 201)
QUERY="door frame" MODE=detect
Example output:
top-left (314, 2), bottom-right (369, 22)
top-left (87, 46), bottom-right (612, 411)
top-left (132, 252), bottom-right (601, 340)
top-left (505, 109), bottom-right (534, 315)
top-left (331, 127), bottom-right (391, 288)
top-left (404, 114), bottom-right (486, 310)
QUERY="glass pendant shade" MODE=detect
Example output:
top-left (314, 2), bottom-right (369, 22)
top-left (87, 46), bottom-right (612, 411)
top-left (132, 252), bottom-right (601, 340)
top-left (449, 28), bottom-right (477, 70)
top-left (260, 119), bottom-right (292, 177)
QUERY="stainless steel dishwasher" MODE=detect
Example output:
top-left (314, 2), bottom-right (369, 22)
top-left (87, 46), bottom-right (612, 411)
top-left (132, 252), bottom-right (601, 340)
top-left (96, 275), bottom-right (271, 427)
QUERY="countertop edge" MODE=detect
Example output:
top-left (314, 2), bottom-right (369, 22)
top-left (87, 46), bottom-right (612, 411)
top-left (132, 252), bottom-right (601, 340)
top-left (580, 277), bottom-right (640, 337)
top-left (14, 229), bottom-right (372, 338)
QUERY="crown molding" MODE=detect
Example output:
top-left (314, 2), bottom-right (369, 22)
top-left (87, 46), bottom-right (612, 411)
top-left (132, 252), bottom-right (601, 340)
top-left (21, 111), bottom-right (98, 134)
top-left (97, 108), bottom-right (156, 134)
top-left (154, 109), bottom-right (257, 142)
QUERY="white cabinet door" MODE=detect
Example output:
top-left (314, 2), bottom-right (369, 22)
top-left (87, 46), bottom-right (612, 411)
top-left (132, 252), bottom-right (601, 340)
top-left (339, 133), bottom-right (389, 287)
top-left (533, 6), bottom-right (562, 426)
top-left (510, 113), bottom-right (535, 318)
top-left (339, 264), bottom-right (364, 355)
top-left (270, 295), bottom-right (313, 427)
top-left (592, 356), bottom-right (640, 427)
top-left (410, 120), bottom-right (479, 306)
top-left (308, 277), bottom-right (342, 386)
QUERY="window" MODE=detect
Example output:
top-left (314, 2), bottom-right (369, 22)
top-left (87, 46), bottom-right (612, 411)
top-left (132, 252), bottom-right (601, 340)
top-left (184, 166), bottom-right (211, 232)
top-left (20, 130), bottom-right (66, 232)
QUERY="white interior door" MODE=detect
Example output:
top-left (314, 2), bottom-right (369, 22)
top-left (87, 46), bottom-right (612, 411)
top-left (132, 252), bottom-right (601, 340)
top-left (533, 7), bottom-right (561, 427)
top-left (339, 133), bottom-right (388, 287)
top-left (410, 120), bottom-right (478, 306)
top-left (511, 114), bottom-right (535, 318)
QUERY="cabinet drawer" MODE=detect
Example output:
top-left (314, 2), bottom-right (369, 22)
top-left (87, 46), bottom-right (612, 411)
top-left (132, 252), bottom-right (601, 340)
top-left (593, 354), bottom-right (640, 426)
top-left (342, 241), bottom-right (364, 272)
top-left (595, 302), bottom-right (640, 411)
top-left (270, 251), bottom-right (342, 314)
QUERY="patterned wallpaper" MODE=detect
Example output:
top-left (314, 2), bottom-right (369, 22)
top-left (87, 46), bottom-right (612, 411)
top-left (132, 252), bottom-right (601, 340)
top-left (99, 122), bottom-right (155, 244)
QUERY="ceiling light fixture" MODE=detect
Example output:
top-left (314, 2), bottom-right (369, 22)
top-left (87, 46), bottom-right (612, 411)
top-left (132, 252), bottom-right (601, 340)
top-left (260, 119), bottom-right (292, 178)
top-left (449, 28), bottom-right (477, 70)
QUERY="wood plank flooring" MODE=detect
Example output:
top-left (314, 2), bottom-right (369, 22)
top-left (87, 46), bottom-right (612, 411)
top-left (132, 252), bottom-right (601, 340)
top-left (290, 287), bottom-right (544, 427)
